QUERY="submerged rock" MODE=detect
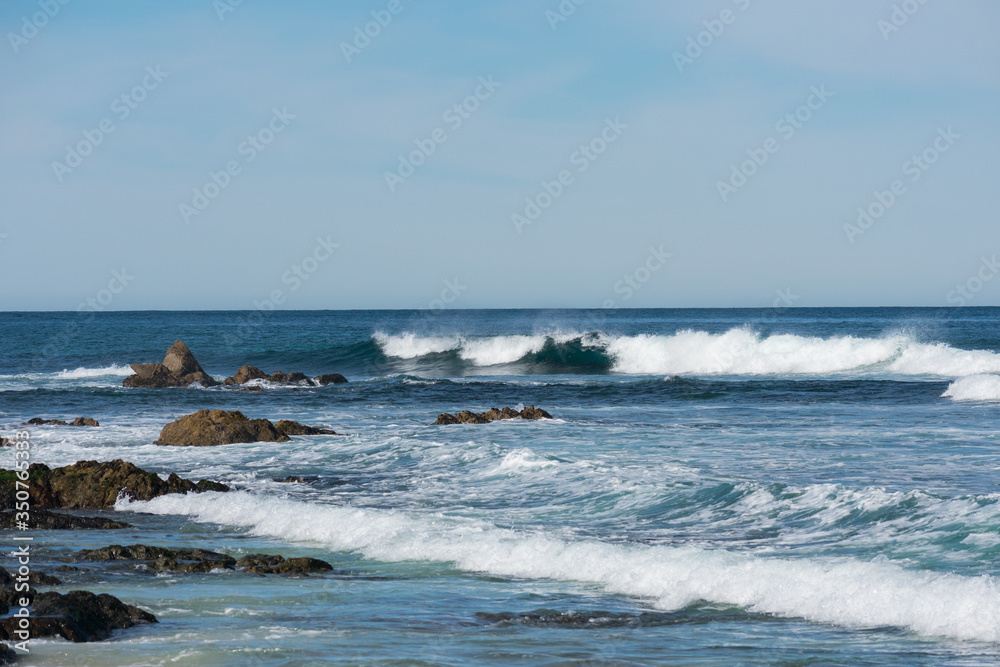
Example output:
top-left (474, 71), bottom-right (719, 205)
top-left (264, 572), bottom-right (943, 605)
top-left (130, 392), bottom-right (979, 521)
top-left (0, 588), bottom-right (156, 643)
top-left (75, 545), bottom-right (332, 575)
top-left (314, 373), bottom-right (348, 385)
top-left (25, 417), bottom-right (99, 426)
top-left (0, 460), bottom-right (228, 510)
top-left (274, 420), bottom-right (342, 436)
top-left (434, 406), bottom-right (553, 425)
top-left (235, 554), bottom-right (333, 574)
top-left (123, 340), bottom-right (218, 388)
top-left (0, 509), bottom-right (130, 530)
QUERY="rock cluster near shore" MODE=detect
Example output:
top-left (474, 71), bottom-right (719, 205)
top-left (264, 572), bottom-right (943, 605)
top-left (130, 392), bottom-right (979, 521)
top-left (76, 544), bottom-right (333, 575)
top-left (0, 565), bottom-right (157, 643)
top-left (155, 409), bottom-right (343, 446)
top-left (434, 406), bottom-right (553, 425)
top-left (121, 340), bottom-right (349, 389)
top-left (0, 460), bottom-right (228, 510)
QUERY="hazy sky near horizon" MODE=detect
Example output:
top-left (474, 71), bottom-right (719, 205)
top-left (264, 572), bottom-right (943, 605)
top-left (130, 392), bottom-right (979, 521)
top-left (1, 0), bottom-right (998, 310)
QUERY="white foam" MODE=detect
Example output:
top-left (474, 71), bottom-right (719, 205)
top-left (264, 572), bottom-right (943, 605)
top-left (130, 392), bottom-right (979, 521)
top-left (122, 492), bottom-right (1000, 643)
top-left (53, 364), bottom-right (133, 379)
top-left (373, 332), bottom-right (462, 359)
top-left (459, 335), bottom-right (547, 366)
top-left (494, 448), bottom-right (559, 473)
top-left (943, 374), bottom-right (1000, 402)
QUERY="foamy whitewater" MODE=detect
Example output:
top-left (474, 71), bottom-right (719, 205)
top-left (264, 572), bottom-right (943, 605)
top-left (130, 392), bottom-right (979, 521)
top-left (2, 308), bottom-right (999, 665)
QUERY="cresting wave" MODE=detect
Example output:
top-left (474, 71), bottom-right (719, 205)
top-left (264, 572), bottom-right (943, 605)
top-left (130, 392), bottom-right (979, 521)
top-left (373, 329), bottom-right (1000, 377)
top-left (122, 492), bottom-right (1000, 643)
top-left (943, 374), bottom-right (1000, 401)
top-left (0, 364), bottom-right (133, 381)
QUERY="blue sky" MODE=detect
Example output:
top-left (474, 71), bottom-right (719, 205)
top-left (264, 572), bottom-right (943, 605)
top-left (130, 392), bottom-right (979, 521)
top-left (1, 0), bottom-right (998, 310)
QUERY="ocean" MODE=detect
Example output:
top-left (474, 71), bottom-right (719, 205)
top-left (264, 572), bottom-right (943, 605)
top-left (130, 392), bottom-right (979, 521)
top-left (1, 308), bottom-right (999, 665)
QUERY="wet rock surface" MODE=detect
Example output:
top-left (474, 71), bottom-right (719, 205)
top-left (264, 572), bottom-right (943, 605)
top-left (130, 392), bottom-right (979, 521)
top-left (0, 460), bottom-right (228, 509)
top-left (434, 406), bottom-right (553, 425)
top-left (0, 509), bottom-right (131, 530)
top-left (156, 410), bottom-right (343, 445)
top-left (75, 545), bottom-right (333, 575)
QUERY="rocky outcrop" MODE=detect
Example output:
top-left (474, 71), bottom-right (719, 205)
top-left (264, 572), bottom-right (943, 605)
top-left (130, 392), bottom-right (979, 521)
top-left (25, 417), bottom-right (99, 426)
top-left (0, 460), bottom-right (228, 510)
top-left (434, 406), bottom-right (553, 425)
top-left (155, 410), bottom-right (289, 446)
top-left (0, 509), bottom-right (130, 530)
top-left (0, 585), bottom-right (156, 643)
top-left (155, 410), bottom-right (343, 446)
top-left (123, 340), bottom-right (218, 388)
top-left (75, 545), bottom-right (332, 575)
top-left (223, 365), bottom-right (349, 387)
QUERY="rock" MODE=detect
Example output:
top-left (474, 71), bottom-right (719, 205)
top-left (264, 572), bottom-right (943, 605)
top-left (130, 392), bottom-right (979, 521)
top-left (27, 417), bottom-right (67, 425)
top-left (315, 373), bottom-right (349, 385)
top-left (0, 565), bottom-right (59, 587)
top-left (123, 340), bottom-right (218, 388)
top-left (76, 545), bottom-right (332, 576)
top-left (242, 385), bottom-right (263, 392)
top-left (223, 364), bottom-right (268, 386)
top-left (155, 409), bottom-right (289, 446)
top-left (235, 554), bottom-right (333, 574)
top-left (0, 642), bottom-right (14, 664)
top-left (275, 475), bottom-right (319, 484)
top-left (25, 417), bottom-right (99, 426)
top-left (224, 367), bottom-right (349, 387)
top-left (274, 420), bottom-right (341, 436)
top-left (434, 406), bottom-right (553, 425)
top-left (0, 460), bottom-right (229, 510)
top-left (0, 589), bottom-right (156, 643)
top-left (0, 438), bottom-right (8, 447)
top-left (0, 509), bottom-right (130, 530)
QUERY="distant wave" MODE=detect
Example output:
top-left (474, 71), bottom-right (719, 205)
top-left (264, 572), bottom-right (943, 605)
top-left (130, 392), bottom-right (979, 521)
top-left (125, 491), bottom-right (1000, 643)
top-left (943, 374), bottom-right (1000, 401)
top-left (372, 329), bottom-right (1000, 377)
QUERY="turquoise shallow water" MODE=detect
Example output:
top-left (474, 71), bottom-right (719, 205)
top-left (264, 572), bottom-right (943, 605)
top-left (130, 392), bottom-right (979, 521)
top-left (2, 308), bottom-right (1000, 665)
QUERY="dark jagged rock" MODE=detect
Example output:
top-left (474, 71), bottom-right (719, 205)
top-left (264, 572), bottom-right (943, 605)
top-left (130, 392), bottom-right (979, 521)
top-left (155, 409), bottom-right (289, 446)
top-left (0, 509), bottom-right (130, 530)
top-left (0, 565), bottom-right (59, 588)
top-left (274, 420), bottom-right (342, 436)
top-left (0, 438), bottom-right (8, 447)
top-left (71, 417), bottom-right (100, 427)
top-left (123, 340), bottom-right (218, 388)
top-left (223, 367), bottom-right (349, 387)
top-left (235, 554), bottom-right (333, 574)
top-left (0, 589), bottom-right (156, 643)
top-left (242, 385), bottom-right (264, 392)
top-left (76, 545), bottom-right (332, 576)
top-left (0, 460), bottom-right (228, 510)
top-left (314, 373), bottom-right (348, 385)
top-left (434, 406), bottom-right (553, 425)
top-left (275, 475), bottom-right (319, 483)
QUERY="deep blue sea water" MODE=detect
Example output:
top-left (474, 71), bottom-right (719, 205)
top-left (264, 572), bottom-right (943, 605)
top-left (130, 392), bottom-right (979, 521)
top-left (2, 308), bottom-right (1000, 665)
